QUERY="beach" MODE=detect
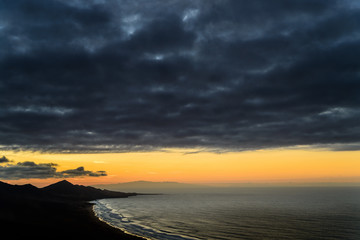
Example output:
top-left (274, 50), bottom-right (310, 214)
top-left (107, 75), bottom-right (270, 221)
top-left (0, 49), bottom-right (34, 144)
top-left (0, 196), bottom-right (145, 239)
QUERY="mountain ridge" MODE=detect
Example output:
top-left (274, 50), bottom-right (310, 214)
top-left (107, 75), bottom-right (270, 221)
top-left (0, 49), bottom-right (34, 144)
top-left (0, 180), bottom-right (137, 201)
top-left (0, 180), bottom-right (144, 239)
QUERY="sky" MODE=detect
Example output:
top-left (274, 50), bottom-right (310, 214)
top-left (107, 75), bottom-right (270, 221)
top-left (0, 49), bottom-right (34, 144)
top-left (0, 0), bottom-right (359, 186)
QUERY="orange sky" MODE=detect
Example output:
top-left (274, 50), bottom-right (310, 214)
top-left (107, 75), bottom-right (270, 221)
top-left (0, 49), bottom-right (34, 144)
top-left (2, 148), bottom-right (360, 187)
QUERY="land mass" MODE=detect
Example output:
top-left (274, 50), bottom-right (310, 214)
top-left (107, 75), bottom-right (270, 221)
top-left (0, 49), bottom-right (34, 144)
top-left (0, 180), bottom-right (145, 239)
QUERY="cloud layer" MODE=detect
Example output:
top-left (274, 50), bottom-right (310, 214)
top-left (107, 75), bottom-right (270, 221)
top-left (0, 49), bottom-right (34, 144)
top-left (0, 159), bottom-right (107, 180)
top-left (1, 0), bottom-right (360, 152)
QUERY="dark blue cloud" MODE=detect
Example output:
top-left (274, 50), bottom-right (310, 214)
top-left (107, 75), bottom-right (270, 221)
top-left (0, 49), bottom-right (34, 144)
top-left (0, 0), bottom-right (359, 152)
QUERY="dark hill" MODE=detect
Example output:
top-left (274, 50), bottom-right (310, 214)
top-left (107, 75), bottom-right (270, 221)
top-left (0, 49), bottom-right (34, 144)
top-left (0, 181), bottom-right (37, 192)
top-left (0, 180), bottom-right (13, 190)
top-left (0, 181), bottom-right (42, 198)
top-left (0, 180), bottom-right (142, 239)
top-left (43, 180), bottom-right (136, 200)
top-left (0, 180), bottom-right (137, 201)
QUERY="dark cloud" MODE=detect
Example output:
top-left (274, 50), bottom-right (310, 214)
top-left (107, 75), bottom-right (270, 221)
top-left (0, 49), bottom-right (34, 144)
top-left (0, 0), bottom-right (360, 152)
top-left (0, 160), bottom-right (107, 180)
top-left (61, 166), bottom-right (107, 177)
top-left (0, 161), bottom-right (59, 179)
top-left (0, 156), bottom-right (11, 163)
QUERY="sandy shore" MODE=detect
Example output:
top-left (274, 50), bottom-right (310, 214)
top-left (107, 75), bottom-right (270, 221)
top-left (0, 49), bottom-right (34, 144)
top-left (0, 197), bottom-right (145, 239)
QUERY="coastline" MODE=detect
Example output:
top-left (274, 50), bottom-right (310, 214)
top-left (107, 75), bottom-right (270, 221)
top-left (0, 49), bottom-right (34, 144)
top-left (0, 180), bottom-right (148, 239)
top-left (0, 196), bottom-right (146, 239)
top-left (90, 201), bottom-right (151, 240)
top-left (86, 201), bottom-right (147, 240)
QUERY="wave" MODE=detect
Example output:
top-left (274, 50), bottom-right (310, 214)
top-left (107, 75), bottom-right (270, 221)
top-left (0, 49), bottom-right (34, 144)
top-left (92, 189), bottom-right (360, 240)
top-left (92, 199), bottom-right (199, 240)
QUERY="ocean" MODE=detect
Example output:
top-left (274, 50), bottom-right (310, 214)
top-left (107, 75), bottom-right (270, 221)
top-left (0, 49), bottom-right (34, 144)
top-left (93, 187), bottom-right (360, 240)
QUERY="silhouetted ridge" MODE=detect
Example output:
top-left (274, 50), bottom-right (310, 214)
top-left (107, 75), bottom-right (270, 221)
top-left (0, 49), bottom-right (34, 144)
top-left (0, 181), bottom-right (13, 193)
top-left (43, 180), bottom-right (76, 193)
top-left (0, 180), bottom-right (136, 201)
top-left (0, 180), bottom-right (12, 188)
top-left (0, 181), bottom-right (41, 196)
top-left (47, 179), bottom-right (73, 187)
top-left (42, 180), bottom-right (136, 201)
top-left (19, 183), bottom-right (38, 190)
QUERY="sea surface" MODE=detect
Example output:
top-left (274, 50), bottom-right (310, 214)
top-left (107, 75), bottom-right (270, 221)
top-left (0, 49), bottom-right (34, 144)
top-left (93, 187), bottom-right (360, 240)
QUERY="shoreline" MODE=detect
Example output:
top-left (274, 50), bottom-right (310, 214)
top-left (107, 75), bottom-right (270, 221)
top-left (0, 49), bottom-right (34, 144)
top-left (88, 201), bottom-right (149, 240)
top-left (0, 196), bottom-right (146, 239)
top-left (0, 180), bottom-right (149, 239)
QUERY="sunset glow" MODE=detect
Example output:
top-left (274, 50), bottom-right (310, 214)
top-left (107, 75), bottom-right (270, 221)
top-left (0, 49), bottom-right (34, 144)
top-left (1, 0), bottom-right (360, 187)
top-left (2, 148), bottom-right (359, 187)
